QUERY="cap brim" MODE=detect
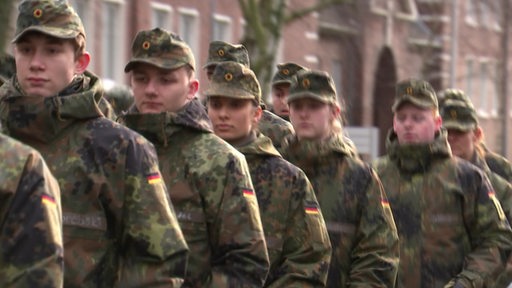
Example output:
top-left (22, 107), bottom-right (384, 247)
top-left (124, 59), bottom-right (188, 72)
top-left (443, 120), bottom-right (475, 131)
top-left (204, 86), bottom-right (257, 101)
top-left (12, 27), bottom-right (80, 43)
top-left (392, 95), bottom-right (435, 112)
top-left (287, 92), bottom-right (330, 104)
top-left (272, 80), bottom-right (292, 87)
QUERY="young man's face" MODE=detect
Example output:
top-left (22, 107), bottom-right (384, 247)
top-left (271, 83), bottom-right (290, 118)
top-left (207, 96), bottom-right (261, 144)
top-left (130, 63), bottom-right (198, 113)
top-left (289, 98), bottom-right (334, 141)
top-left (393, 102), bottom-right (442, 144)
top-left (446, 128), bottom-right (477, 161)
top-left (14, 33), bottom-right (88, 97)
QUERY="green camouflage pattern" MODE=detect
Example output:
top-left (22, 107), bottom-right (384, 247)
top-left (235, 132), bottom-right (332, 287)
top-left (271, 62), bottom-right (307, 86)
top-left (287, 70), bottom-right (337, 105)
top-left (372, 129), bottom-right (512, 288)
top-left (0, 133), bottom-right (63, 288)
top-left (281, 132), bottom-right (400, 287)
top-left (481, 144), bottom-right (512, 183)
top-left (203, 40), bottom-right (250, 69)
top-left (0, 54), bottom-right (16, 86)
top-left (439, 89), bottom-right (478, 131)
top-left (13, 0), bottom-right (85, 43)
top-left (103, 81), bottom-right (134, 115)
top-left (119, 99), bottom-right (270, 287)
top-left (0, 71), bottom-right (189, 287)
top-left (204, 62), bottom-right (261, 104)
top-left (125, 28), bottom-right (195, 72)
top-left (392, 78), bottom-right (438, 112)
top-left (259, 109), bottom-right (294, 150)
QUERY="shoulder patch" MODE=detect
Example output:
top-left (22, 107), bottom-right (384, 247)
top-left (242, 188), bottom-right (255, 198)
top-left (146, 172), bottom-right (162, 184)
top-left (488, 191), bottom-right (506, 221)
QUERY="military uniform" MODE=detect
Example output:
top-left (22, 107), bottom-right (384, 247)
top-left (373, 79), bottom-right (512, 288)
top-left (281, 70), bottom-right (399, 287)
top-left (440, 89), bottom-right (512, 287)
top-left (0, 133), bottom-right (63, 288)
top-left (2, 1), bottom-right (189, 286)
top-left (203, 41), bottom-right (295, 149)
top-left (205, 62), bottom-right (332, 287)
top-left (122, 28), bottom-right (270, 287)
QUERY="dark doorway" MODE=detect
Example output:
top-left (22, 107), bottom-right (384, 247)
top-left (373, 46), bottom-right (397, 156)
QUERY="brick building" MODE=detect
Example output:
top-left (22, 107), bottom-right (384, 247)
top-left (5, 0), bottom-right (512, 158)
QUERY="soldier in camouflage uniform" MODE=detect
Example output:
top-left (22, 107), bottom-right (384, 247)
top-left (0, 1), bottom-right (189, 286)
top-left (119, 28), bottom-right (270, 287)
top-left (270, 62), bottom-right (306, 121)
top-left (280, 70), bottom-right (399, 287)
top-left (0, 133), bottom-right (62, 287)
top-left (205, 61), bottom-right (332, 287)
top-left (439, 89), bottom-right (512, 287)
top-left (204, 40), bottom-right (294, 150)
top-left (372, 79), bottom-right (512, 288)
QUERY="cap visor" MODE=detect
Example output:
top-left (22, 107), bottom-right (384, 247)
top-left (125, 59), bottom-right (187, 72)
top-left (12, 27), bottom-right (79, 43)
top-left (287, 92), bottom-right (330, 104)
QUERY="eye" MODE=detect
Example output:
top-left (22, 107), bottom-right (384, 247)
top-left (133, 74), bottom-right (148, 83)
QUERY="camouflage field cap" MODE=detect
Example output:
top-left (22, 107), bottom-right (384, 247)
top-left (392, 79), bottom-right (438, 112)
top-left (271, 62), bottom-right (307, 86)
top-left (204, 62), bottom-right (261, 104)
top-left (125, 28), bottom-right (195, 72)
top-left (439, 89), bottom-right (478, 131)
top-left (287, 70), bottom-right (337, 105)
top-left (13, 0), bottom-right (85, 43)
top-left (203, 41), bottom-right (250, 69)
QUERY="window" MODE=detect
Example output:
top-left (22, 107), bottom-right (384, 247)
top-left (465, 0), bottom-right (478, 26)
top-left (331, 60), bottom-right (344, 107)
top-left (465, 59), bottom-right (474, 103)
top-left (151, 2), bottom-right (172, 30)
top-left (212, 14), bottom-right (232, 42)
top-left (101, 0), bottom-right (126, 82)
top-left (479, 62), bottom-right (488, 113)
top-left (178, 8), bottom-right (199, 67)
top-left (69, 0), bottom-right (95, 71)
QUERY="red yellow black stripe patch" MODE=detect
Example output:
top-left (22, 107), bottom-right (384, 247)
top-left (243, 189), bottom-right (255, 198)
top-left (42, 194), bottom-right (56, 207)
top-left (147, 172), bottom-right (162, 184)
top-left (381, 199), bottom-right (390, 208)
top-left (305, 202), bottom-right (320, 215)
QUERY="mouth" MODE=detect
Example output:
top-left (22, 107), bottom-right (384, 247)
top-left (27, 77), bottom-right (47, 86)
top-left (214, 124), bottom-right (232, 131)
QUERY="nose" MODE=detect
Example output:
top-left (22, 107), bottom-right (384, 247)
top-left (144, 79), bottom-right (157, 97)
top-left (29, 49), bottom-right (45, 71)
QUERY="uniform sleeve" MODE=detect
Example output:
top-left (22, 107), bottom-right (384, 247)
top-left (208, 153), bottom-right (270, 287)
top-left (118, 138), bottom-right (189, 287)
top-left (268, 171), bottom-right (331, 287)
top-left (491, 174), bottom-right (512, 287)
top-left (348, 168), bottom-right (400, 287)
top-left (0, 150), bottom-right (63, 288)
top-left (452, 172), bottom-right (512, 287)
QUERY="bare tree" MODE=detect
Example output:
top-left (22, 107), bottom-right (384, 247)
top-left (238, 0), bottom-right (352, 98)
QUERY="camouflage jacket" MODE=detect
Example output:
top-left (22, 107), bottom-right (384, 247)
top-left (480, 143), bottom-right (512, 183)
top-left (0, 74), bottom-right (188, 287)
top-left (236, 132), bottom-right (331, 287)
top-left (259, 109), bottom-right (294, 150)
top-left (0, 133), bottom-right (63, 288)
top-left (119, 99), bottom-right (270, 288)
top-left (469, 151), bottom-right (512, 287)
top-left (281, 132), bottom-right (399, 288)
top-left (373, 130), bottom-right (512, 288)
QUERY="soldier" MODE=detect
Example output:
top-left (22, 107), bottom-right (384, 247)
top-left (270, 62), bottom-right (306, 121)
top-left (204, 40), bottom-right (294, 149)
top-left (119, 28), bottom-right (270, 287)
top-left (281, 69), bottom-right (399, 287)
top-left (0, 133), bottom-right (62, 287)
top-left (0, 1), bottom-right (189, 286)
top-left (439, 88), bottom-right (512, 287)
top-left (205, 61), bottom-right (332, 287)
top-left (372, 79), bottom-right (512, 287)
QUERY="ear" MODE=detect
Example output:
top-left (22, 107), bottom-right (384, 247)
top-left (434, 113), bottom-right (443, 131)
top-left (74, 52), bottom-right (90, 74)
top-left (330, 104), bottom-right (341, 121)
top-left (253, 105), bottom-right (263, 124)
top-left (187, 78), bottom-right (199, 100)
top-left (473, 126), bottom-right (483, 142)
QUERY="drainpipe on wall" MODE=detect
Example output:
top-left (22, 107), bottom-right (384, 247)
top-left (501, 0), bottom-right (510, 157)
top-left (450, 0), bottom-right (459, 87)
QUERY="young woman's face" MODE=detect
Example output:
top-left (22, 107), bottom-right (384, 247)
top-left (207, 96), bottom-right (262, 144)
top-left (289, 98), bottom-right (335, 141)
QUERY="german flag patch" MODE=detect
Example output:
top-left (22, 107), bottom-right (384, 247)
top-left (381, 199), bottom-right (390, 209)
top-left (42, 194), bottom-right (56, 207)
top-left (305, 202), bottom-right (320, 215)
top-left (146, 172), bottom-right (162, 185)
top-left (242, 189), bottom-right (255, 198)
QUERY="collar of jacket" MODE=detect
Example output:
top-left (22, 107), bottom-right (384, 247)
top-left (281, 132), bottom-right (353, 170)
top-left (0, 71), bottom-right (104, 144)
top-left (120, 98), bottom-right (213, 147)
top-left (386, 128), bottom-right (452, 173)
top-left (235, 132), bottom-right (281, 158)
